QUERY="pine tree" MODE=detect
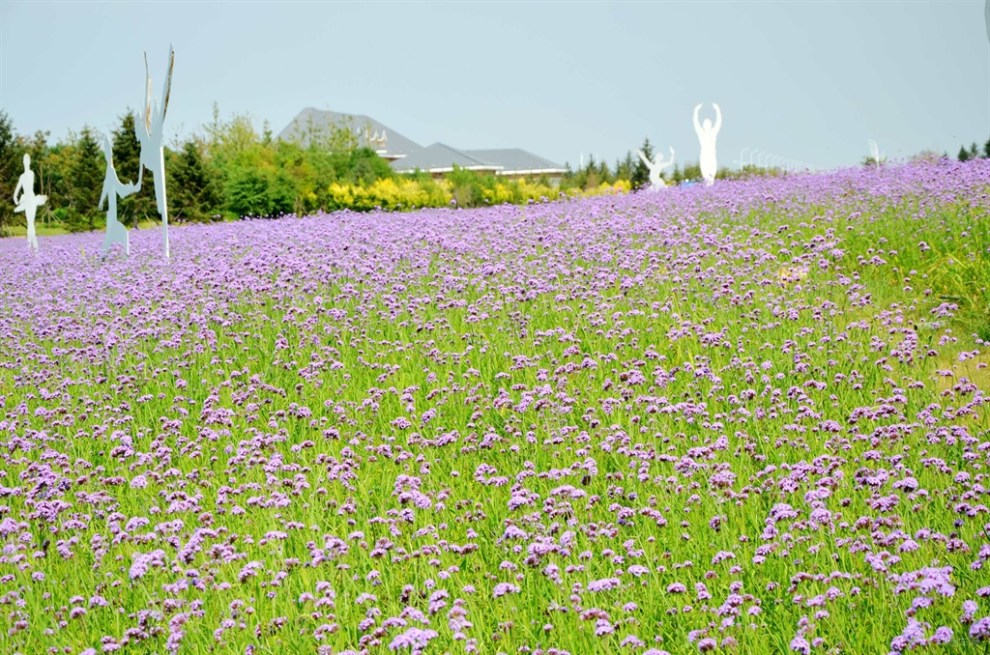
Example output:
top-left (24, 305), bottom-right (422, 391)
top-left (614, 152), bottom-right (635, 182)
top-left (597, 160), bottom-right (611, 184)
top-left (631, 138), bottom-right (653, 189)
top-left (970, 143), bottom-right (981, 160)
top-left (0, 111), bottom-right (21, 235)
top-left (167, 141), bottom-right (223, 222)
top-left (67, 127), bottom-right (105, 232)
top-left (958, 145), bottom-right (971, 162)
top-left (984, 138), bottom-right (990, 159)
top-left (111, 112), bottom-right (155, 227)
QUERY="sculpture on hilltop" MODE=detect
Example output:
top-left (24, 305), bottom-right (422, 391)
top-left (637, 146), bottom-right (675, 191)
top-left (693, 103), bottom-right (722, 187)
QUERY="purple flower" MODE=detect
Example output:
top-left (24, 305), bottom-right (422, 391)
top-left (389, 627), bottom-right (438, 651)
top-left (492, 583), bottom-right (520, 598)
top-left (588, 577), bottom-right (621, 592)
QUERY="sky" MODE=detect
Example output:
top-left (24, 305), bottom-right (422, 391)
top-left (1, 1), bottom-right (988, 171)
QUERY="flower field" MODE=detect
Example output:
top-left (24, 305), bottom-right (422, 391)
top-left (1, 160), bottom-right (989, 655)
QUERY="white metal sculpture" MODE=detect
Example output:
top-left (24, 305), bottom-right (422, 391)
top-left (868, 140), bottom-right (882, 168)
top-left (637, 146), bottom-right (675, 190)
top-left (100, 135), bottom-right (140, 257)
top-left (134, 44), bottom-right (174, 259)
top-left (693, 103), bottom-right (722, 186)
top-left (12, 154), bottom-right (47, 252)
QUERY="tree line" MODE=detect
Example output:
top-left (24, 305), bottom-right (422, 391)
top-left (956, 139), bottom-right (990, 162)
top-left (0, 107), bottom-right (814, 237)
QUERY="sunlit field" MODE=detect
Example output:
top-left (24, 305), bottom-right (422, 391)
top-left (1, 160), bottom-right (989, 655)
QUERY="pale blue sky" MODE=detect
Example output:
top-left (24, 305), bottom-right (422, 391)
top-left (1, 1), bottom-right (988, 170)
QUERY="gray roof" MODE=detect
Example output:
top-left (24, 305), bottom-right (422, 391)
top-left (278, 108), bottom-right (422, 157)
top-left (390, 143), bottom-right (502, 174)
top-left (463, 148), bottom-right (566, 174)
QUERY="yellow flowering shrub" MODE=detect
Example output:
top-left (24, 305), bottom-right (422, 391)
top-left (324, 176), bottom-right (633, 212)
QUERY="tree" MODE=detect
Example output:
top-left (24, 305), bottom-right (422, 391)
top-left (66, 127), bottom-right (104, 232)
top-left (111, 111), bottom-right (156, 226)
top-left (984, 138), bottom-right (990, 159)
top-left (167, 140), bottom-right (223, 222)
top-left (0, 110), bottom-right (22, 235)
top-left (970, 143), bottom-right (981, 160)
top-left (958, 145), bottom-right (971, 162)
top-left (631, 138), bottom-right (653, 189)
top-left (615, 152), bottom-right (635, 182)
top-left (225, 164), bottom-right (294, 218)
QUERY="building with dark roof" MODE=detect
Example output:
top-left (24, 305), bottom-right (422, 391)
top-left (462, 149), bottom-right (567, 179)
top-left (278, 108), bottom-right (421, 161)
top-left (279, 109), bottom-right (564, 181)
top-left (390, 143), bottom-right (501, 176)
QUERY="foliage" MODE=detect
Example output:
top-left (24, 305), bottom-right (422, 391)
top-left (64, 127), bottom-right (104, 233)
top-left (225, 165), bottom-right (295, 218)
top-left (166, 141), bottom-right (223, 223)
top-left (21, 109), bottom-right (971, 232)
top-left (0, 111), bottom-right (20, 235)
top-left (630, 137), bottom-right (652, 189)
top-left (956, 140), bottom-right (988, 162)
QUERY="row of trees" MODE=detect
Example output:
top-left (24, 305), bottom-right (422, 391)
top-left (0, 107), bottom-right (413, 234)
top-left (957, 139), bottom-right (990, 162)
top-left (0, 108), bottom-right (785, 236)
top-left (560, 137), bottom-right (742, 192)
top-left (0, 110), bottom-right (226, 234)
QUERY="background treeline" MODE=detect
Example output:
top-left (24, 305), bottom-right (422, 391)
top-left (956, 140), bottom-right (990, 162)
top-left (0, 107), bottom-right (860, 236)
top-left (0, 107), bottom-right (637, 235)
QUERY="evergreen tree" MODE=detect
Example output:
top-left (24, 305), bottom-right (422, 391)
top-left (958, 145), bottom-right (971, 162)
top-left (984, 138), bottom-right (990, 159)
top-left (111, 111), bottom-right (156, 226)
top-left (615, 151), bottom-right (635, 182)
top-left (0, 110), bottom-right (22, 235)
top-left (970, 143), bottom-right (981, 160)
top-left (67, 127), bottom-right (105, 232)
top-left (631, 138), bottom-right (652, 189)
top-left (597, 160), bottom-right (611, 185)
top-left (167, 141), bottom-right (223, 222)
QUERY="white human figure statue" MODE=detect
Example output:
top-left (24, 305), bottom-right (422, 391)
top-left (637, 146), bottom-right (675, 190)
top-left (12, 154), bottom-right (47, 252)
top-left (100, 135), bottom-right (140, 257)
top-left (134, 45), bottom-right (174, 259)
top-left (693, 103), bottom-right (722, 186)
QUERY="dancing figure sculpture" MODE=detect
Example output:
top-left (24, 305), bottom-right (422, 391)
top-left (638, 146), bottom-right (675, 191)
top-left (693, 103), bottom-right (722, 187)
top-left (134, 44), bottom-right (174, 259)
top-left (100, 136), bottom-right (140, 257)
top-left (13, 154), bottom-right (47, 252)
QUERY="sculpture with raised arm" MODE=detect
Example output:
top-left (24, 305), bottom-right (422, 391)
top-left (100, 135), bottom-right (141, 257)
top-left (134, 44), bottom-right (174, 259)
top-left (637, 146), bottom-right (675, 190)
top-left (693, 103), bottom-right (722, 187)
top-left (12, 154), bottom-right (47, 252)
